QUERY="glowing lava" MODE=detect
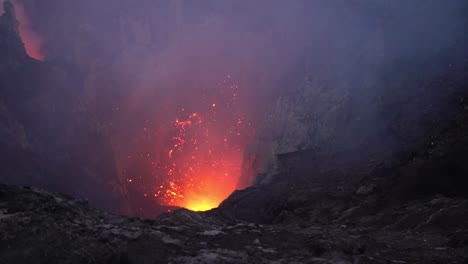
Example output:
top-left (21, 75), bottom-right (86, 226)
top-left (125, 75), bottom-right (254, 212)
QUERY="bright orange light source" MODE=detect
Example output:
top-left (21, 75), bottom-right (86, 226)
top-left (126, 75), bottom-right (255, 214)
top-left (184, 198), bottom-right (218, 211)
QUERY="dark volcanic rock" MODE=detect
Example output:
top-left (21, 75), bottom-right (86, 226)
top-left (3, 101), bottom-right (468, 262)
top-left (0, 2), bottom-right (129, 214)
top-left (1, 106), bottom-right (468, 263)
top-left (0, 1), bottom-right (27, 62)
top-left (1, 183), bottom-right (468, 263)
top-left (214, 96), bottom-right (468, 263)
top-left (2, 98), bottom-right (468, 264)
top-left (1, 1), bottom-right (468, 263)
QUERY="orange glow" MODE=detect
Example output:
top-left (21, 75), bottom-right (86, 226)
top-left (125, 75), bottom-right (255, 212)
top-left (184, 198), bottom-right (218, 212)
top-left (11, 1), bottom-right (45, 60)
top-left (181, 169), bottom-right (238, 211)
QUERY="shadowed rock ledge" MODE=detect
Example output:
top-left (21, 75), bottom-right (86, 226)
top-left (1, 100), bottom-right (468, 263)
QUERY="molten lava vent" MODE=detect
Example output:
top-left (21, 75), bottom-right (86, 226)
top-left (124, 75), bottom-right (254, 212)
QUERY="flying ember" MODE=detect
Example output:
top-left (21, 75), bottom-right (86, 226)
top-left (126, 75), bottom-right (254, 212)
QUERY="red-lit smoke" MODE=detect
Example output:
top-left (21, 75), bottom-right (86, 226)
top-left (6, 0), bottom-right (44, 60)
top-left (124, 75), bottom-right (255, 212)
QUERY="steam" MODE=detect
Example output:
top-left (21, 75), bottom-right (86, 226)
top-left (6, 0), bottom-right (468, 215)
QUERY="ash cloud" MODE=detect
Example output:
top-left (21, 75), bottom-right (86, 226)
top-left (3, 0), bottom-right (468, 215)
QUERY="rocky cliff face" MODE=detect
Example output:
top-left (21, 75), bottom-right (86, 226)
top-left (17, 1), bottom-right (468, 188)
top-left (1, 100), bottom-right (468, 263)
top-left (1, 2), bottom-right (468, 262)
top-left (14, 0), bottom-right (308, 214)
top-left (0, 1), bottom-right (128, 214)
top-left (221, 94), bottom-right (468, 224)
top-left (242, 5), bottom-right (468, 184)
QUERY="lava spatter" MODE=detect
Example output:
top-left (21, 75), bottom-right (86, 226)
top-left (126, 75), bottom-right (254, 212)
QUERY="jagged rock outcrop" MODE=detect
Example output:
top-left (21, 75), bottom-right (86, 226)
top-left (0, 181), bottom-right (467, 263)
top-left (0, 2), bottom-right (128, 214)
top-left (2, 126), bottom-right (468, 264)
top-left (241, 1), bottom-right (468, 183)
top-left (221, 94), bottom-right (468, 224)
top-left (0, 0), bottom-right (26, 62)
top-left (1, 94), bottom-right (468, 263)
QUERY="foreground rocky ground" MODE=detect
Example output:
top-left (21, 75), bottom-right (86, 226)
top-left (1, 1), bottom-right (468, 263)
top-left (0, 182), bottom-right (468, 263)
top-left (1, 183), bottom-right (467, 264)
top-left (0, 100), bottom-right (468, 263)
top-left (1, 100), bottom-right (468, 263)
